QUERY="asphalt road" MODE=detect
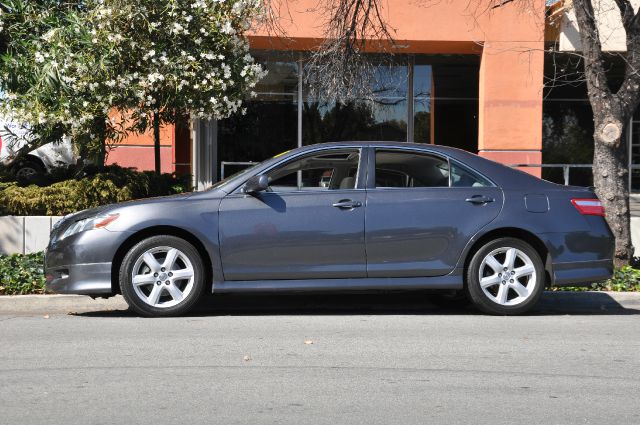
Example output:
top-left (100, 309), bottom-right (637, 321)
top-left (1, 292), bottom-right (639, 425)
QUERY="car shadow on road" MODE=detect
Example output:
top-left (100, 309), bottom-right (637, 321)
top-left (76, 290), bottom-right (640, 317)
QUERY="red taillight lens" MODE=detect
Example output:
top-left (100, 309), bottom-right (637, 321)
top-left (571, 198), bottom-right (605, 216)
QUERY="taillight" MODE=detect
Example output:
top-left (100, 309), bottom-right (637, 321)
top-left (571, 198), bottom-right (605, 216)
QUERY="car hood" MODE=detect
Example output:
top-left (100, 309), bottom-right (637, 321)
top-left (57, 192), bottom-right (200, 226)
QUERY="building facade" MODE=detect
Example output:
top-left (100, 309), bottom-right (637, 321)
top-left (108, 0), bottom-right (547, 189)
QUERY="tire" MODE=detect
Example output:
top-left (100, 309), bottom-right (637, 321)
top-left (14, 159), bottom-right (44, 181)
top-left (465, 237), bottom-right (544, 315)
top-left (119, 235), bottom-right (206, 317)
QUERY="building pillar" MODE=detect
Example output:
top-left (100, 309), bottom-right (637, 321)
top-left (478, 41), bottom-right (544, 176)
top-left (191, 118), bottom-right (217, 191)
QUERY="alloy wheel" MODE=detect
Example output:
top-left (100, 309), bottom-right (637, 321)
top-left (131, 246), bottom-right (195, 308)
top-left (478, 247), bottom-right (537, 306)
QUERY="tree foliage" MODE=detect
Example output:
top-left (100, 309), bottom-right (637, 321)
top-left (0, 0), bottom-right (266, 168)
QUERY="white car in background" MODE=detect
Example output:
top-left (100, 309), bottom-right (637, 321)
top-left (0, 118), bottom-right (76, 179)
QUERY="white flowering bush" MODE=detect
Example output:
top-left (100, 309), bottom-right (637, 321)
top-left (0, 1), bottom-right (121, 161)
top-left (94, 0), bottom-right (266, 132)
top-left (0, 0), bottom-right (266, 167)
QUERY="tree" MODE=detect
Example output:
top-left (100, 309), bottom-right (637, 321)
top-left (0, 0), bottom-right (124, 165)
top-left (91, 0), bottom-right (266, 174)
top-left (568, 0), bottom-right (639, 265)
top-left (0, 0), bottom-right (265, 173)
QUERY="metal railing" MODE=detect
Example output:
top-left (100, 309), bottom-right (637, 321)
top-left (220, 161), bottom-right (258, 179)
top-left (508, 164), bottom-right (593, 186)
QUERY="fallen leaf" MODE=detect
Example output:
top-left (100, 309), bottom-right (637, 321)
top-left (304, 339), bottom-right (313, 345)
top-left (243, 355), bottom-right (252, 362)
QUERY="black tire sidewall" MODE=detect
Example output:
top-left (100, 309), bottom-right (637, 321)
top-left (119, 235), bottom-right (205, 317)
top-left (14, 160), bottom-right (44, 179)
top-left (466, 237), bottom-right (544, 315)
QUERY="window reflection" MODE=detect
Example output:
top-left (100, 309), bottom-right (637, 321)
top-left (413, 64), bottom-right (432, 144)
top-left (215, 54), bottom-right (481, 182)
top-left (303, 100), bottom-right (407, 144)
top-left (217, 59), bottom-right (299, 179)
top-left (303, 63), bottom-right (409, 144)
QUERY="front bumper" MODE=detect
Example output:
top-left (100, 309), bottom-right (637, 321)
top-left (46, 262), bottom-right (112, 294)
top-left (45, 227), bottom-right (131, 296)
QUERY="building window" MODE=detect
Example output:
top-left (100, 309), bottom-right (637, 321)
top-left (215, 53), bottom-right (479, 181)
top-left (303, 62), bottom-right (409, 144)
top-left (217, 58), bottom-right (299, 179)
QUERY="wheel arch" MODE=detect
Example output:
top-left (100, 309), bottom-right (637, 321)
top-left (110, 225), bottom-right (214, 294)
top-left (13, 154), bottom-right (46, 171)
top-left (462, 227), bottom-right (553, 288)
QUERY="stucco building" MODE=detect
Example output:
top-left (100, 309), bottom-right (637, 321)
top-left (107, 0), bottom-right (548, 189)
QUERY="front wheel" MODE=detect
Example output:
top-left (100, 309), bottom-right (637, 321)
top-left (465, 237), bottom-right (544, 315)
top-left (119, 235), bottom-right (206, 317)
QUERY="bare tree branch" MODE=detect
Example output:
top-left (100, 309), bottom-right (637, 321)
top-left (303, 0), bottom-right (397, 103)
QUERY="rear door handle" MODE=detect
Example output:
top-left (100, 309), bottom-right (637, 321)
top-left (465, 195), bottom-right (495, 204)
top-left (332, 199), bottom-right (362, 209)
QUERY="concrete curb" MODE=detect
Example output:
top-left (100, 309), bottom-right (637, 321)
top-left (0, 291), bottom-right (638, 315)
top-left (0, 294), bottom-right (128, 314)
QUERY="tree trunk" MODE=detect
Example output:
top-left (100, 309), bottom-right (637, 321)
top-left (592, 115), bottom-right (633, 267)
top-left (153, 111), bottom-right (161, 175)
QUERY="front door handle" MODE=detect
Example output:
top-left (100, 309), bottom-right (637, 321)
top-left (465, 195), bottom-right (495, 204)
top-left (332, 199), bottom-right (362, 209)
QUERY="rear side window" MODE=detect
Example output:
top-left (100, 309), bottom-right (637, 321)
top-left (375, 150), bottom-right (449, 188)
top-left (450, 160), bottom-right (493, 187)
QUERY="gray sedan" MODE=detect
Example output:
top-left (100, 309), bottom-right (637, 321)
top-left (45, 142), bottom-right (614, 316)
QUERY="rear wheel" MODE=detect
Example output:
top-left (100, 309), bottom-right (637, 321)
top-left (119, 235), bottom-right (206, 317)
top-left (465, 237), bottom-right (544, 315)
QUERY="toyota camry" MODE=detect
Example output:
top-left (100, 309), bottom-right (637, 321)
top-left (45, 142), bottom-right (614, 316)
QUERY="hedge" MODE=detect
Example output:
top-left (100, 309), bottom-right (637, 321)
top-left (0, 165), bottom-right (191, 216)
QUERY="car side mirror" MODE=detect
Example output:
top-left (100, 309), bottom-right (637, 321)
top-left (243, 174), bottom-right (269, 194)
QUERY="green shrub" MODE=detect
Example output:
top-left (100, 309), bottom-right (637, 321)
top-left (0, 165), bottom-right (191, 216)
top-left (553, 265), bottom-right (640, 292)
top-left (0, 252), bottom-right (46, 295)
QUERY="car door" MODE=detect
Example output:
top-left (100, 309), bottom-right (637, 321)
top-left (219, 147), bottom-right (367, 281)
top-left (365, 148), bottom-right (503, 277)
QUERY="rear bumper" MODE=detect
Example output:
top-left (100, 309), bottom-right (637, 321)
top-left (551, 259), bottom-right (614, 287)
top-left (45, 262), bottom-right (113, 294)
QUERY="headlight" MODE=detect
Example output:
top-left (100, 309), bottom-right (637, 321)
top-left (58, 213), bottom-right (120, 241)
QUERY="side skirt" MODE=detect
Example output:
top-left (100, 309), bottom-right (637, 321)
top-left (212, 271), bottom-right (464, 293)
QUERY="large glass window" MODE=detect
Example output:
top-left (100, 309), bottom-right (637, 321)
top-left (303, 62), bottom-right (409, 144)
top-left (413, 64), bottom-right (432, 144)
top-left (215, 53), bottom-right (480, 183)
top-left (217, 58), bottom-right (299, 179)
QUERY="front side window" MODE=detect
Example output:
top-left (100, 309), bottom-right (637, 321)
top-left (375, 150), bottom-right (449, 188)
top-left (267, 149), bottom-right (360, 192)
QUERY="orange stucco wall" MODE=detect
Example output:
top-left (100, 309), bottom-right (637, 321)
top-left (250, 0), bottom-right (545, 175)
